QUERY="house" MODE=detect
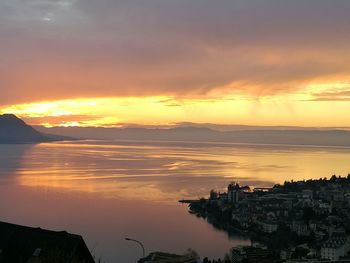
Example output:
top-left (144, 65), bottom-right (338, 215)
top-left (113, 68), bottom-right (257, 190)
top-left (280, 249), bottom-right (292, 260)
top-left (321, 237), bottom-right (349, 261)
top-left (291, 221), bottom-right (310, 237)
top-left (231, 246), bottom-right (273, 263)
top-left (309, 220), bottom-right (318, 232)
top-left (232, 213), bottom-right (251, 228)
top-left (260, 221), bottom-right (278, 233)
top-left (0, 221), bottom-right (95, 263)
top-left (301, 189), bottom-right (314, 199)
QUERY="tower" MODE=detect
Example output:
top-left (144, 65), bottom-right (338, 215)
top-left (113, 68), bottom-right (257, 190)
top-left (228, 182), bottom-right (240, 204)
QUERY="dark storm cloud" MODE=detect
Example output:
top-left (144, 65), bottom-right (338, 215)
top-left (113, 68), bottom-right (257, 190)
top-left (1, 0), bottom-right (350, 104)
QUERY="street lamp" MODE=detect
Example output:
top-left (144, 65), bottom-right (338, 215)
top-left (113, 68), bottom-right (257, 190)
top-left (125, 237), bottom-right (146, 258)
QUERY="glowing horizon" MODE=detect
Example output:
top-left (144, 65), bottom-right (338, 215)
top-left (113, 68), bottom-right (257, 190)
top-left (2, 81), bottom-right (350, 128)
top-left (2, 0), bottom-right (350, 128)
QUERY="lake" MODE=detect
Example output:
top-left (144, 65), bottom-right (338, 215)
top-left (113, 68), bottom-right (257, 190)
top-left (1, 140), bottom-right (350, 262)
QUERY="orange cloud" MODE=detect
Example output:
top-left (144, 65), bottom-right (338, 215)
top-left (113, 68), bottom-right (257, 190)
top-left (2, 92), bottom-right (350, 127)
top-left (1, 0), bottom-right (350, 105)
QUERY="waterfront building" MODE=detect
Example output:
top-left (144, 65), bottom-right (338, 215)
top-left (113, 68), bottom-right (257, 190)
top-left (187, 176), bottom-right (350, 262)
top-left (321, 238), bottom-right (349, 261)
top-left (228, 183), bottom-right (241, 204)
top-left (301, 189), bottom-right (314, 199)
top-left (231, 246), bottom-right (273, 263)
top-left (260, 220), bottom-right (278, 233)
top-left (291, 221), bottom-right (310, 237)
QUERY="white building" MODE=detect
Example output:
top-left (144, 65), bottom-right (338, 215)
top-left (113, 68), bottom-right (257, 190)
top-left (291, 221), bottom-right (309, 237)
top-left (228, 183), bottom-right (241, 204)
top-left (301, 189), bottom-right (313, 199)
top-left (261, 221), bottom-right (278, 233)
top-left (321, 238), bottom-right (349, 261)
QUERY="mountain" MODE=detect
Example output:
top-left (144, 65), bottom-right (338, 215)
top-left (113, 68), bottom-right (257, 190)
top-left (36, 125), bottom-right (350, 147)
top-left (0, 114), bottom-right (57, 144)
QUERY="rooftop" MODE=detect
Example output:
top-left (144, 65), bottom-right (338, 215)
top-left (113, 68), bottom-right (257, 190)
top-left (0, 221), bottom-right (95, 263)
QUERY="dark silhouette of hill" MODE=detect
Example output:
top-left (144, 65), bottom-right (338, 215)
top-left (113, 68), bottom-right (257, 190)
top-left (0, 114), bottom-right (57, 144)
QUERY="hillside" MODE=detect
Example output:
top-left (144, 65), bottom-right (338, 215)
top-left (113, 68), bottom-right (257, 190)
top-left (0, 114), bottom-right (54, 144)
top-left (36, 125), bottom-right (350, 147)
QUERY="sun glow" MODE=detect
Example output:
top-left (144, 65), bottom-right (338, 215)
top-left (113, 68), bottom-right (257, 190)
top-left (2, 83), bottom-right (350, 128)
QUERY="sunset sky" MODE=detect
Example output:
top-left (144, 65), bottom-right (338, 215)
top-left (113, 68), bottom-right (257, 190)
top-left (1, 0), bottom-right (350, 127)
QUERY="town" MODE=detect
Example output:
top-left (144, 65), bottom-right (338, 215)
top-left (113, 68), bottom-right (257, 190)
top-left (186, 175), bottom-right (350, 262)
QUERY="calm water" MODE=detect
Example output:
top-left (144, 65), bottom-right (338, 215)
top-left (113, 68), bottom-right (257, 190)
top-left (1, 140), bottom-right (350, 262)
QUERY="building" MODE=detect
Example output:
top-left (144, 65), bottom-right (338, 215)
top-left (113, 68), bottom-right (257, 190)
top-left (261, 221), bottom-right (278, 233)
top-left (291, 221), bottom-right (310, 237)
top-left (301, 189), bottom-right (314, 199)
top-left (280, 249), bottom-right (292, 260)
top-left (0, 221), bottom-right (95, 263)
top-left (321, 237), bottom-right (349, 261)
top-left (231, 246), bottom-right (273, 263)
top-left (228, 183), bottom-right (241, 204)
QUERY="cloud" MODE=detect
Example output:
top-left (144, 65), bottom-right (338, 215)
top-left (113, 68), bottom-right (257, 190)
top-left (311, 88), bottom-right (350, 101)
top-left (1, 0), bottom-right (350, 105)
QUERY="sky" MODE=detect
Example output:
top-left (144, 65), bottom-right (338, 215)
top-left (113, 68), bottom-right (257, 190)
top-left (1, 0), bottom-right (350, 127)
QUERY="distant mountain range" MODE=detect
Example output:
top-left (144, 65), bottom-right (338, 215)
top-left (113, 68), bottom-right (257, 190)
top-left (3, 113), bottom-right (349, 147)
top-left (36, 124), bottom-right (350, 147)
top-left (0, 114), bottom-right (69, 144)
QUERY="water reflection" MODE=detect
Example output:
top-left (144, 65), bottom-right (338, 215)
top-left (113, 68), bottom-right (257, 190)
top-left (13, 142), bottom-right (282, 202)
top-left (12, 141), bottom-right (350, 202)
top-left (1, 141), bottom-right (350, 262)
top-left (0, 144), bottom-right (33, 183)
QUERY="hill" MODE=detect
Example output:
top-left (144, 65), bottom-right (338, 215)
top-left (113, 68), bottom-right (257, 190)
top-left (0, 114), bottom-right (56, 144)
top-left (36, 125), bottom-right (350, 147)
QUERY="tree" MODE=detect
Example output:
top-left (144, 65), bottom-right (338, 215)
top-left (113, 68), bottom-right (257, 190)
top-left (331, 175), bottom-right (337, 181)
top-left (223, 253), bottom-right (231, 263)
top-left (185, 248), bottom-right (199, 260)
top-left (291, 247), bottom-right (310, 259)
top-left (303, 207), bottom-right (316, 222)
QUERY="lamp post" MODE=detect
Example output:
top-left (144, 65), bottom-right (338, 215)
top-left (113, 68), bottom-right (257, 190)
top-left (125, 237), bottom-right (145, 259)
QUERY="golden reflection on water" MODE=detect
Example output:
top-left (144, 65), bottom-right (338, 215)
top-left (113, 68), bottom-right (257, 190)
top-left (2, 141), bottom-right (350, 262)
top-left (9, 141), bottom-right (350, 202)
top-left (17, 173), bottom-right (184, 202)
